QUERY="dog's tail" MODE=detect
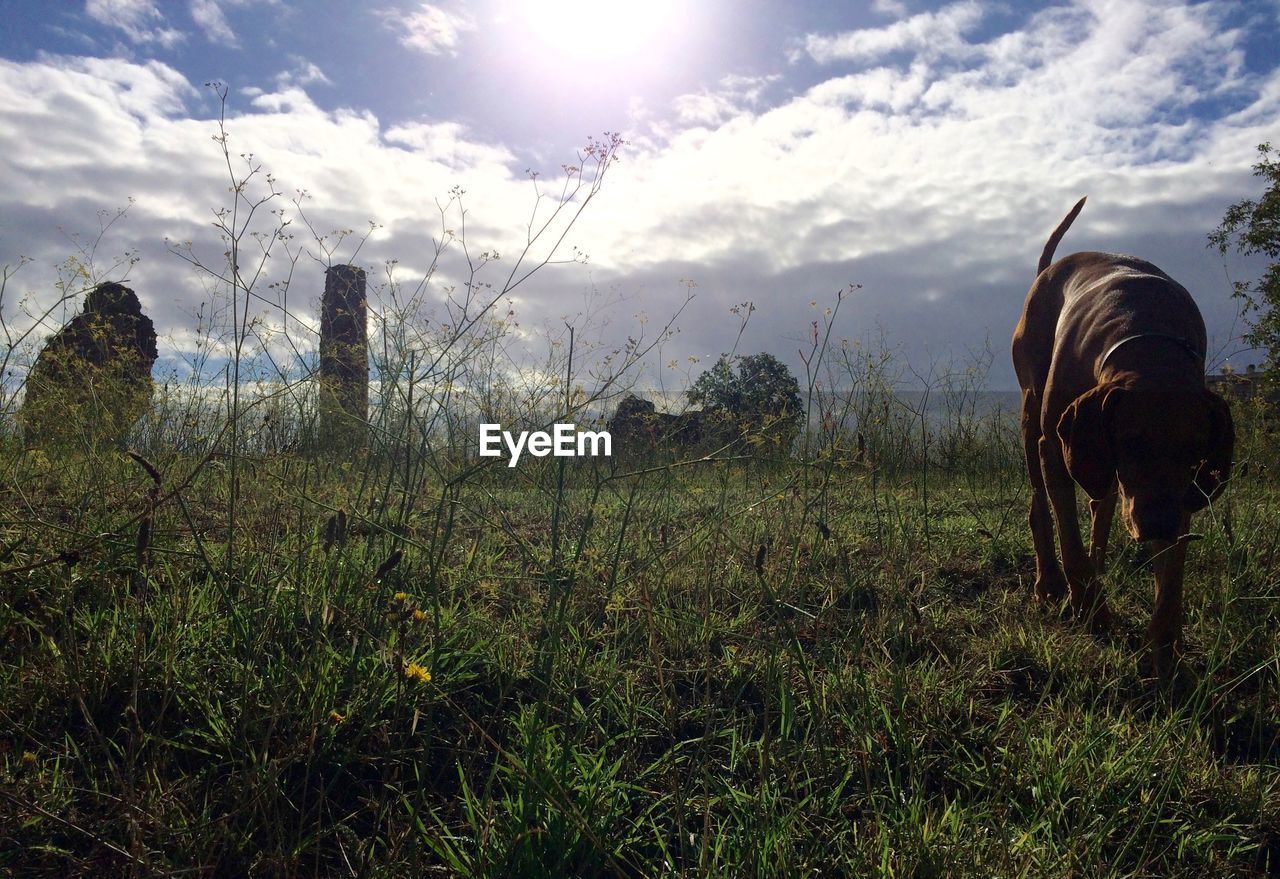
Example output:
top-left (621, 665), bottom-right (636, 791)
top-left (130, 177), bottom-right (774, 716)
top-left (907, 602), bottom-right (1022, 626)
top-left (1037, 196), bottom-right (1087, 277)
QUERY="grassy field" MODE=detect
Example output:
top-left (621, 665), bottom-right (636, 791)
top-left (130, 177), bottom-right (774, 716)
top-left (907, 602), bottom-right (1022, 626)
top-left (1, 400), bottom-right (1278, 877)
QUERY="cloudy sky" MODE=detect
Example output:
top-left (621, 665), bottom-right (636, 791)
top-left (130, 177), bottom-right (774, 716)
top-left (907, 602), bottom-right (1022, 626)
top-left (1, 0), bottom-right (1277, 391)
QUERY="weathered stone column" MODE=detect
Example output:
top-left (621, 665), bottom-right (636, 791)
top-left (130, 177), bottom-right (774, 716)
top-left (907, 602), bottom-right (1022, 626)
top-left (21, 282), bottom-right (158, 449)
top-left (317, 265), bottom-right (368, 451)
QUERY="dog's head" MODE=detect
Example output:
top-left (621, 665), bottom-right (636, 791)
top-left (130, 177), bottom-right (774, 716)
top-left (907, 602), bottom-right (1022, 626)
top-left (1057, 385), bottom-right (1234, 541)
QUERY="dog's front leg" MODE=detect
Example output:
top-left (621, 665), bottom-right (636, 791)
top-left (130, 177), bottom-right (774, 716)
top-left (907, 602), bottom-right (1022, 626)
top-left (1147, 512), bottom-right (1192, 680)
top-left (1088, 485), bottom-right (1117, 574)
top-left (1040, 434), bottom-right (1111, 629)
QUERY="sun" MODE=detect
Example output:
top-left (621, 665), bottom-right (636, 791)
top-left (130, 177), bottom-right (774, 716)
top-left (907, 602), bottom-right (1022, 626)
top-left (517, 0), bottom-right (678, 65)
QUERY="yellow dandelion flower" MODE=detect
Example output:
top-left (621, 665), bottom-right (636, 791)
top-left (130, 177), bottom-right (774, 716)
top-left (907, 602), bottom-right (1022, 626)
top-left (393, 591), bottom-right (409, 602)
top-left (328, 710), bottom-right (346, 724)
top-left (404, 662), bottom-right (432, 684)
top-left (21, 751), bottom-right (37, 767)
top-left (412, 609), bottom-right (427, 622)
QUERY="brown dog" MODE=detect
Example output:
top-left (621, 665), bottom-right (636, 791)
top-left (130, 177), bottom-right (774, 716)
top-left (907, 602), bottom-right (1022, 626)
top-left (1011, 197), bottom-right (1234, 677)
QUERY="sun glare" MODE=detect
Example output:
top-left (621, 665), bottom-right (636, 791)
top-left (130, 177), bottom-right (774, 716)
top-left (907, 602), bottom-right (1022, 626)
top-left (518, 0), bottom-right (677, 66)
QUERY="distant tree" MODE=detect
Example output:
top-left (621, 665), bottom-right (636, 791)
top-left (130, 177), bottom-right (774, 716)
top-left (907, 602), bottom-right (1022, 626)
top-left (736, 352), bottom-right (803, 423)
top-left (688, 352), bottom-right (802, 451)
top-left (1210, 141), bottom-right (1280, 383)
top-left (686, 354), bottom-right (740, 413)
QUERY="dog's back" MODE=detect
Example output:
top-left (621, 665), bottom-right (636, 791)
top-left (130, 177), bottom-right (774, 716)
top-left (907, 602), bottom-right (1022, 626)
top-left (1013, 202), bottom-right (1205, 398)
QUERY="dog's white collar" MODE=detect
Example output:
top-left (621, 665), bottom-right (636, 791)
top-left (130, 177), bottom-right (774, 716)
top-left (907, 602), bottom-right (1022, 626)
top-left (1099, 333), bottom-right (1203, 372)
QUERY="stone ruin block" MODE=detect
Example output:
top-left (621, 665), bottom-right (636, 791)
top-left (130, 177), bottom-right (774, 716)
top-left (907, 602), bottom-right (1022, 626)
top-left (21, 282), bottom-right (158, 449)
top-left (317, 265), bottom-right (368, 451)
top-left (607, 394), bottom-right (729, 459)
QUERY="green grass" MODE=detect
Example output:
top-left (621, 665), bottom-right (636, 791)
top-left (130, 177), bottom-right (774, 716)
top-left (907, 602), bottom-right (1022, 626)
top-left (1, 419), bottom-right (1278, 877)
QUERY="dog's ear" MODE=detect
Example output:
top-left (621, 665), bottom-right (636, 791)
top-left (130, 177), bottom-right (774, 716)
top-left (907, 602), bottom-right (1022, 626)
top-left (1057, 385), bottom-right (1116, 500)
top-left (1185, 390), bottom-right (1234, 511)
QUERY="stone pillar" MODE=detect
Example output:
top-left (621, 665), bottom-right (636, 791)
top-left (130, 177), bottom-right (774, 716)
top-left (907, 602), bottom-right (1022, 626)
top-left (21, 282), bottom-right (158, 449)
top-left (317, 265), bottom-right (368, 451)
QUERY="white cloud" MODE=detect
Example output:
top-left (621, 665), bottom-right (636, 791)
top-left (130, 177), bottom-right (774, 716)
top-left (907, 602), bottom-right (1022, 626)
top-left (189, 0), bottom-right (236, 44)
top-left (384, 121), bottom-right (514, 169)
top-left (188, 0), bottom-right (280, 46)
top-left (561, 0), bottom-right (1277, 382)
top-left (0, 55), bottom-right (568, 372)
top-left (872, 0), bottom-right (910, 17)
top-left (379, 3), bottom-right (476, 56)
top-left (672, 74), bottom-right (781, 127)
top-left (275, 56), bottom-right (332, 88)
top-left (84, 0), bottom-right (184, 47)
top-left (6, 1), bottom-right (1280, 386)
top-left (802, 0), bottom-right (986, 65)
top-left (807, 63), bottom-right (930, 113)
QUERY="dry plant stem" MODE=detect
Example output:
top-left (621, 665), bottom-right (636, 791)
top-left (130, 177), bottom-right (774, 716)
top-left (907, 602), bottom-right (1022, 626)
top-left (0, 420), bottom-right (231, 578)
top-left (0, 788), bottom-right (149, 868)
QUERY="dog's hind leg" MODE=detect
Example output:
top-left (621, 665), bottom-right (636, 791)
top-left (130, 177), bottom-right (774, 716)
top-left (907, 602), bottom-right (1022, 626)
top-left (1021, 389), bottom-right (1068, 603)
